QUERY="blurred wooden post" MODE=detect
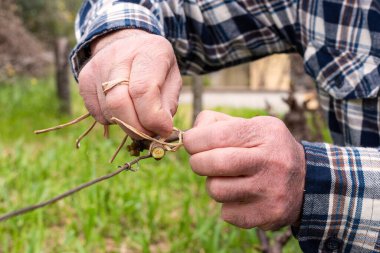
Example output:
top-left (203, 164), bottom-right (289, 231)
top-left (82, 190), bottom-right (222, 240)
top-left (192, 75), bottom-right (203, 125)
top-left (54, 37), bottom-right (71, 114)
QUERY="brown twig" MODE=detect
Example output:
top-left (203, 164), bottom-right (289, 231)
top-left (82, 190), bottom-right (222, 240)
top-left (256, 229), bottom-right (271, 253)
top-left (0, 154), bottom-right (151, 223)
top-left (34, 113), bottom-right (91, 134)
top-left (256, 227), bottom-right (293, 253)
top-left (103, 125), bottom-right (110, 139)
top-left (275, 228), bottom-right (292, 248)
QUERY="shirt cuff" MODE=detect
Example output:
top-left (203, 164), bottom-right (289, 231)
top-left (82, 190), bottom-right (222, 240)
top-left (70, 3), bottom-right (164, 80)
top-left (296, 141), bottom-right (334, 252)
top-left (296, 141), bottom-right (380, 253)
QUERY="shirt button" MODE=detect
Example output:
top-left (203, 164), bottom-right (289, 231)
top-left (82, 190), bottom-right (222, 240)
top-left (324, 236), bottom-right (343, 251)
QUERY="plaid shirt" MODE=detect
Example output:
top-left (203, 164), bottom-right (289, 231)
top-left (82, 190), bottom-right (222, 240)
top-left (71, 1), bottom-right (380, 252)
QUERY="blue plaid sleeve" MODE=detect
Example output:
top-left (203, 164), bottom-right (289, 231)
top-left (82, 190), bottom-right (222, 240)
top-left (70, 0), bottom-right (298, 79)
top-left (298, 141), bottom-right (380, 253)
top-left (295, 1), bottom-right (380, 250)
top-left (299, 1), bottom-right (380, 101)
top-left (71, 0), bottom-right (380, 100)
top-left (296, 90), bottom-right (380, 252)
top-left (70, 0), bottom-right (165, 78)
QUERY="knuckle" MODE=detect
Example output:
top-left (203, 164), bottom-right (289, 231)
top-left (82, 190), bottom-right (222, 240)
top-left (254, 116), bottom-right (281, 128)
top-left (147, 37), bottom-right (174, 64)
top-left (155, 52), bottom-right (172, 68)
top-left (256, 116), bottom-right (289, 143)
top-left (199, 110), bottom-right (213, 116)
top-left (154, 36), bottom-right (173, 52)
top-left (235, 120), bottom-right (252, 140)
top-left (267, 117), bottom-right (287, 132)
top-left (169, 99), bottom-right (179, 115)
top-left (129, 82), bottom-right (151, 99)
top-left (195, 110), bottom-right (214, 123)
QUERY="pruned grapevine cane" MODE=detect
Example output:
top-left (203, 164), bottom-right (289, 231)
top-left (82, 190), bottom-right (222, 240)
top-left (0, 113), bottom-right (184, 222)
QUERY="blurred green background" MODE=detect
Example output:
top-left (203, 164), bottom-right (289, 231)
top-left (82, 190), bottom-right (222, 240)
top-left (0, 1), bottom-right (309, 252)
top-left (0, 79), bottom-right (302, 252)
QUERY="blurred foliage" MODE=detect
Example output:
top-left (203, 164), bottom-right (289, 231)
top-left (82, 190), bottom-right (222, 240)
top-left (0, 77), bottom-right (304, 253)
top-left (0, 0), bottom-right (50, 79)
top-left (15, 0), bottom-right (82, 45)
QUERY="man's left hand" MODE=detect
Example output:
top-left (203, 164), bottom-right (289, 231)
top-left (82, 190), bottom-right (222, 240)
top-left (183, 110), bottom-right (306, 230)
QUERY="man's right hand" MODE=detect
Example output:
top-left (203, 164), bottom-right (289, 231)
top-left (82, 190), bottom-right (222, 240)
top-left (78, 29), bottom-right (182, 138)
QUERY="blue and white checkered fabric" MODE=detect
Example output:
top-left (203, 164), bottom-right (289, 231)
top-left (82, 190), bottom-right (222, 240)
top-left (71, 1), bottom-right (380, 252)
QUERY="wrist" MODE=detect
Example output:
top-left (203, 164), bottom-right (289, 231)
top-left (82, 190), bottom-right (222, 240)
top-left (90, 29), bottom-right (149, 56)
top-left (292, 141), bottom-right (306, 227)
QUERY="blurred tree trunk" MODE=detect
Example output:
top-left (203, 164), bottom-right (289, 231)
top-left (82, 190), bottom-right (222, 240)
top-left (54, 37), bottom-right (71, 114)
top-left (192, 75), bottom-right (203, 125)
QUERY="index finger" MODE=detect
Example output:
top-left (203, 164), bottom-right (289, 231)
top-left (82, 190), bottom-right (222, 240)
top-left (129, 53), bottom-right (173, 138)
top-left (190, 147), bottom-right (262, 176)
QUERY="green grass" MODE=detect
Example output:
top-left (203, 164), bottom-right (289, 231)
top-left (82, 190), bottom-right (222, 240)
top-left (0, 78), bottom-right (302, 253)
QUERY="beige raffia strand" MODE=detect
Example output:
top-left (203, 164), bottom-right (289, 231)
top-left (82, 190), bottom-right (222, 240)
top-left (34, 113), bottom-right (97, 149)
top-left (112, 117), bottom-right (183, 152)
top-left (102, 79), bottom-right (129, 95)
top-left (35, 113), bottom-right (183, 161)
top-left (76, 120), bottom-right (97, 149)
top-left (34, 113), bottom-right (91, 134)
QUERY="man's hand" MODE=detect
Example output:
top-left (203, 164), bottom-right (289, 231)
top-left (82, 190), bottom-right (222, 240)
top-left (78, 29), bottom-right (182, 138)
top-left (183, 111), bottom-right (306, 230)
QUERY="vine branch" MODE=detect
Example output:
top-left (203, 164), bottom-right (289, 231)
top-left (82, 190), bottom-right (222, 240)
top-left (0, 112), bottom-right (183, 223)
top-left (0, 154), bottom-right (151, 222)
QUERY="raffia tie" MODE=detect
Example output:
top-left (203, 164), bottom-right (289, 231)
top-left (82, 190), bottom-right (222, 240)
top-left (102, 79), bottom-right (129, 95)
